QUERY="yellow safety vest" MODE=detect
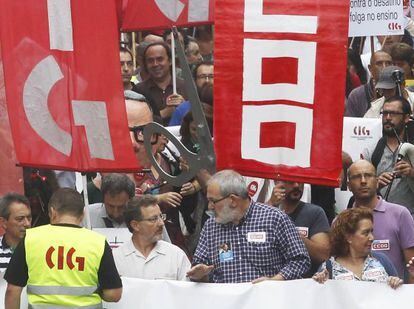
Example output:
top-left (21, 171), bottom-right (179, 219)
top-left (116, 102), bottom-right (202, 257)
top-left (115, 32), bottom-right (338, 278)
top-left (25, 224), bottom-right (106, 308)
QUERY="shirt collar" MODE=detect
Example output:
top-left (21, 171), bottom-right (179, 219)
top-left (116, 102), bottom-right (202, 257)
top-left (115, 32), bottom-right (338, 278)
top-left (123, 239), bottom-right (166, 256)
top-left (123, 238), bottom-right (138, 256)
top-left (99, 203), bottom-right (109, 218)
top-left (1, 235), bottom-right (10, 250)
top-left (374, 197), bottom-right (386, 213)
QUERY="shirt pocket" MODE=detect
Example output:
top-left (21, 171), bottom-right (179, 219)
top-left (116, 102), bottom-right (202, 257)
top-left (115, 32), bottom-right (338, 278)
top-left (246, 242), bottom-right (274, 268)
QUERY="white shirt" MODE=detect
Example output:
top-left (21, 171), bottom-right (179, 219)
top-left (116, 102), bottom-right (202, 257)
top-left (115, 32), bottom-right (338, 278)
top-left (87, 203), bottom-right (127, 228)
top-left (113, 239), bottom-right (191, 280)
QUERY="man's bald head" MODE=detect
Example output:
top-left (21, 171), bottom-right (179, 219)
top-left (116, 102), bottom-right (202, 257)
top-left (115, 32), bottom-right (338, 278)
top-left (347, 160), bottom-right (378, 203)
top-left (125, 99), bottom-right (153, 167)
top-left (369, 51), bottom-right (392, 81)
top-left (143, 34), bottom-right (163, 44)
top-left (347, 159), bottom-right (376, 180)
top-left (125, 99), bottom-right (153, 127)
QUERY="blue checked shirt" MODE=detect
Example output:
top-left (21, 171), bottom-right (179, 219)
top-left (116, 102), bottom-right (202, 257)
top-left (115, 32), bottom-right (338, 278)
top-left (193, 201), bottom-right (310, 283)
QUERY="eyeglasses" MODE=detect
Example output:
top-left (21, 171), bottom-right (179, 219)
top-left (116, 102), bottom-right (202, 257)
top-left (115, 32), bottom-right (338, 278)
top-left (349, 173), bottom-right (376, 181)
top-left (196, 74), bottom-right (214, 80)
top-left (207, 195), bottom-right (230, 205)
top-left (139, 213), bottom-right (167, 223)
top-left (129, 125), bottom-right (159, 145)
top-left (380, 110), bottom-right (406, 117)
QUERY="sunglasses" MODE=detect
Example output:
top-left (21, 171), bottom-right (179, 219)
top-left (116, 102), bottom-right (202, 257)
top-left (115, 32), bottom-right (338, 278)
top-left (129, 125), bottom-right (159, 145)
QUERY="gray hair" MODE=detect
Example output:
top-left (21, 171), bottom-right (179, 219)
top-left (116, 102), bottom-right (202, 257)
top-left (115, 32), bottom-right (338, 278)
top-left (101, 173), bottom-right (135, 198)
top-left (207, 170), bottom-right (249, 199)
top-left (0, 193), bottom-right (30, 219)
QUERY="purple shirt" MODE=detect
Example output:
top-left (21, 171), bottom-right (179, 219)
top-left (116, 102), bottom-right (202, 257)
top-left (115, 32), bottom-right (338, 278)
top-left (369, 198), bottom-right (414, 278)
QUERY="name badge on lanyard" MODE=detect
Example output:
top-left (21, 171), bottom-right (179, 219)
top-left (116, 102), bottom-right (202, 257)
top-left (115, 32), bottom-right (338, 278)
top-left (219, 242), bottom-right (234, 262)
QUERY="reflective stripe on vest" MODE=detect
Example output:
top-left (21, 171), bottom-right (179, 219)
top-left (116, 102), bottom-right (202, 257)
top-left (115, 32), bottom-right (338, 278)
top-left (27, 285), bottom-right (98, 296)
top-left (28, 303), bottom-right (102, 309)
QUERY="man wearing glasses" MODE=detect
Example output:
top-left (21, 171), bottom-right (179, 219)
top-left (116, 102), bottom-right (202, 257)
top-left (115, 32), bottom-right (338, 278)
top-left (362, 96), bottom-right (414, 213)
top-left (187, 170), bottom-right (310, 283)
top-left (113, 195), bottom-right (190, 280)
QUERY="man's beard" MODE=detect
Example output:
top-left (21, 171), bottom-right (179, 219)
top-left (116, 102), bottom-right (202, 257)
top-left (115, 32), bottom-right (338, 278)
top-left (383, 121), bottom-right (405, 137)
top-left (285, 188), bottom-right (303, 203)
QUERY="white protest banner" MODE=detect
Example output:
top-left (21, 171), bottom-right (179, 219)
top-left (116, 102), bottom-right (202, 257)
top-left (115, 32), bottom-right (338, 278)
top-left (335, 117), bottom-right (382, 211)
top-left (349, 0), bottom-right (404, 37)
top-left (92, 228), bottom-right (131, 249)
top-left (102, 278), bottom-right (410, 309)
top-left (2, 277), bottom-right (412, 308)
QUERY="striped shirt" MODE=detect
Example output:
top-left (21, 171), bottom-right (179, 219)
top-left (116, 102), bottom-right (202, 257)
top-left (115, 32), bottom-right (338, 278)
top-left (193, 201), bottom-right (310, 283)
top-left (0, 236), bottom-right (13, 273)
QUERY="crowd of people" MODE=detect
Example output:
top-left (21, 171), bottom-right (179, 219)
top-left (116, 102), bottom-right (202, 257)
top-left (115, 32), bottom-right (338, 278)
top-left (2, 21), bottom-right (414, 307)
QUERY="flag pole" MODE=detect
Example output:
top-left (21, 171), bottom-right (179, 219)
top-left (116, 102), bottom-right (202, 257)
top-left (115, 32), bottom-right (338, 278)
top-left (171, 28), bottom-right (177, 94)
top-left (82, 174), bottom-right (92, 229)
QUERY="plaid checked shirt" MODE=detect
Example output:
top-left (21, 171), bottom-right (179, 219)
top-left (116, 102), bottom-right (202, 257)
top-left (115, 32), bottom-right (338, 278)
top-left (193, 201), bottom-right (310, 283)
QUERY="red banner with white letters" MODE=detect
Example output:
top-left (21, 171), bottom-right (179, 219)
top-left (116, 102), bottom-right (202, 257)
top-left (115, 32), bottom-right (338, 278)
top-left (0, 43), bottom-right (24, 195)
top-left (121, 0), bottom-right (214, 31)
top-left (0, 0), bottom-right (140, 172)
top-left (214, 0), bottom-right (349, 186)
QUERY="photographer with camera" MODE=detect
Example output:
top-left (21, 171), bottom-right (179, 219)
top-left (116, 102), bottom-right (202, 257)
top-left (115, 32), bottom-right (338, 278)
top-left (362, 95), bottom-right (414, 215)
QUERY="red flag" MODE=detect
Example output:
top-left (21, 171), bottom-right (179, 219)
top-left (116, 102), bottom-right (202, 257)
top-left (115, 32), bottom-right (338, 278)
top-left (0, 43), bottom-right (23, 195)
top-left (214, 0), bottom-right (349, 186)
top-left (121, 0), bottom-right (214, 31)
top-left (0, 0), bottom-right (140, 172)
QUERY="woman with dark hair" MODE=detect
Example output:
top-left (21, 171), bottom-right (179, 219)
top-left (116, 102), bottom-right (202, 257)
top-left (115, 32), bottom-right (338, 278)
top-left (177, 106), bottom-right (213, 252)
top-left (313, 208), bottom-right (403, 289)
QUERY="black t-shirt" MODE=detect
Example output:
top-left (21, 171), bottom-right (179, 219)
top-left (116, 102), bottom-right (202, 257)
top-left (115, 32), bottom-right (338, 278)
top-left (4, 224), bottom-right (122, 290)
top-left (287, 202), bottom-right (330, 277)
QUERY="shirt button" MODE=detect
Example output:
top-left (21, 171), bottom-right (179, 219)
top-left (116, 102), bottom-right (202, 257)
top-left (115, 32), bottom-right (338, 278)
top-left (239, 257), bottom-right (242, 260)
top-left (240, 272), bottom-right (243, 275)
top-left (238, 242), bottom-right (240, 245)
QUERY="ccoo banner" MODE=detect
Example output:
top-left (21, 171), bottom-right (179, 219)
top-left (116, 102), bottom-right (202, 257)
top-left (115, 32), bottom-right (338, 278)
top-left (214, 0), bottom-right (350, 186)
top-left (0, 0), bottom-right (139, 172)
top-left (121, 0), bottom-right (214, 31)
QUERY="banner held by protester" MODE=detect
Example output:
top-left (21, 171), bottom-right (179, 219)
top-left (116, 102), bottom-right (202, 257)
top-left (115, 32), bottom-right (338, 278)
top-left (214, 0), bottom-right (350, 186)
top-left (349, 0), bottom-right (404, 37)
top-left (0, 0), bottom-right (139, 172)
top-left (121, 0), bottom-right (214, 31)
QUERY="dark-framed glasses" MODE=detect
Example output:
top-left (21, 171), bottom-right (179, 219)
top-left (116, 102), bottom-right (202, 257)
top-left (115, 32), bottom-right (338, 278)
top-left (139, 213), bottom-right (167, 223)
top-left (207, 194), bottom-right (230, 205)
top-left (380, 110), bottom-right (406, 117)
top-left (196, 74), bottom-right (214, 80)
top-left (129, 125), bottom-right (159, 145)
